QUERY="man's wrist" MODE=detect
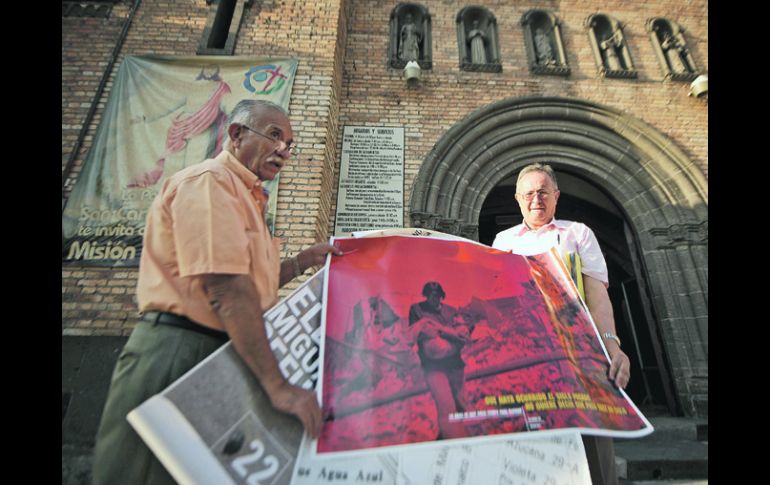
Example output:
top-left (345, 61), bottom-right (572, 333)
top-left (292, 256), bottom-right (303, 278)
top-left (602, 332), bottom-right (621, 347)
top-left (261, 375), bottom-right (290, 398)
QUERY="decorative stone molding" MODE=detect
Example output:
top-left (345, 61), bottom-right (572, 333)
top-left (696, 220), bottom-right (708, 242)
top-left (410, 96), bottom-right (707, 232)
top-left (435, 218), bottom-right (461, 236)
top-left (649, 221), bottom-right (708, 248)
top-left (459, 62), bottom-right (503, 73)
top-left (459, 223), bottom-right (479, 240)
top-left (410, 213), bottom-right (479, 239)
top-left (410, 211), bottom-right (439, 230)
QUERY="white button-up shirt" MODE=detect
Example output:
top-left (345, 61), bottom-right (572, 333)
top-left (492, 218), bottom-right (609, 286)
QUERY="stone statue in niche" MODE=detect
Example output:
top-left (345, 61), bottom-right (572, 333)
top-left (600, 29), bottom-right (623, 70)
top-left (399, 14), bottom-right (422, 62)
top-left (661, 32), bottom-right (693, 73)
top-left (534, 27), bottom-right (556, 66)
top-left (467, 20), bottom-right (488, 64)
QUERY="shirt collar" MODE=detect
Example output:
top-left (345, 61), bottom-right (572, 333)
top-left (516, 218), bottom-right (563, 235)
top-left (217, 150), bottom-right (268, 203)
top-left (217, 149), bottom-right (259, 187)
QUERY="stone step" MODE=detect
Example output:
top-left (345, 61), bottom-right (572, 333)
top-left (615, 444), bottom-right (709, 481)
top-left (615, 439), bottom-right (708, 480)
top-left (614, 417), bottom-right (708, 481)
top-left (619, 480), bottom-right (707, 485)
top-left (641, 416), bottom-right (708, 442)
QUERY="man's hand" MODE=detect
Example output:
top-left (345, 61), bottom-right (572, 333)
top-left (281, 243), bottom-right (343, 286)
top-left (297, 242), bottom-right (343, 269)
top-left (266, 381), bottom-right (323, 438)
top-left (607, 343), bottom-right (631, 389)
top-left (203, 274), bottom-right (322, 437)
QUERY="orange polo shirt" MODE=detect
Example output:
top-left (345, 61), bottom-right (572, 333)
top-left (136, 150), bottom-right (281, 330)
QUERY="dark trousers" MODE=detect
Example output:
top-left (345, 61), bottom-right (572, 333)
top-left (582, 435), bottom-right (619, 485)
top-left (91, 320), bottom-right (227, 485)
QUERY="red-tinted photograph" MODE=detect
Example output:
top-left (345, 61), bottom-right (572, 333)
top-left (316, 235), bottom-right (650, 455)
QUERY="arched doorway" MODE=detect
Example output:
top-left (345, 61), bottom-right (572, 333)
top-left (480, 171), bottom-right (676, 414)
top-left (410, 96), bottom-right (708, 417)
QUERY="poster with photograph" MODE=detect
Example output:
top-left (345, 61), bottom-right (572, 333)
top-left (125, 229), bottom-right (618, 484)
top-left (316, 235), bottom-right (652, 456)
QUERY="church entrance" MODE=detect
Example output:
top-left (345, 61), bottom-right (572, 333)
top-left (410, 96), bottom-right (707, 417)
top-left (478, 170), bottom-right (680, 416)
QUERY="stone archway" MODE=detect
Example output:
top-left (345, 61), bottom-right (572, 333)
top-left (409, 96), bottom-right (708, 417)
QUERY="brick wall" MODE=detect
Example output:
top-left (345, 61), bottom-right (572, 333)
top-left (62, 2), bottom-right (132, 194)
top-left (62, 0), bottom-right (345, 335)
top-left (333, 0), bottom-right (707, 236)
top-left (332, 0), bottom-right (708, 418)
top-left (62, 0), bottom-right (706, 338)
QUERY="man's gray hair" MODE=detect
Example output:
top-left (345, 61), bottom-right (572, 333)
top-left (224, 100), bottom-right (289, 150)
top-left (227, 99), bottom-right (289, 127)
top-left (227, 99), bottom-right (288, 130)
top-left (516, 162), bottom-right (559, 190)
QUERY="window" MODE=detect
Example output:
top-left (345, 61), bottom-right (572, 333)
top-left (198, 0), bottom-right (251, 56)
top-left (62, 0), bottom-right (117, 18)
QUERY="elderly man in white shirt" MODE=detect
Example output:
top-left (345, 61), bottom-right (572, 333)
top-left (492, 162), bottom-right (630, 485)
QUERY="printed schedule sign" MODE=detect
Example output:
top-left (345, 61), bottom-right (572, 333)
top-left (334, 126), bottom-right (404, 236)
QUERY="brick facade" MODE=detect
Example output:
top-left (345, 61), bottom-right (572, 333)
top-left (62, 0), bottom-right (348, 336)
top-left (62, 0), bottom-right (706, 413)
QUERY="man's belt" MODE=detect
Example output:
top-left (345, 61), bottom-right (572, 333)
top-left (141, 311), bottom-right (229, 341)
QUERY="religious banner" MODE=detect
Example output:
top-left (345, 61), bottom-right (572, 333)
top-left (315, 235), bottom-right (652, 457)
top-left (62, 55), bottom-right (298, 266)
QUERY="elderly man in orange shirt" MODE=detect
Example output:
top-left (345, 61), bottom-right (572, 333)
top-left (92, 100), bottom-right (341, 485)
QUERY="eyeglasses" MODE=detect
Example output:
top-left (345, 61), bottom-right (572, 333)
top-left (241, 124), bottom-right (297, 155)
top-left (518, 190), bottom-right (556, 201)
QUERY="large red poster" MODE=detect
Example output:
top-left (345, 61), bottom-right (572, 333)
top-left (316, 235), bottom-right (651, 456)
